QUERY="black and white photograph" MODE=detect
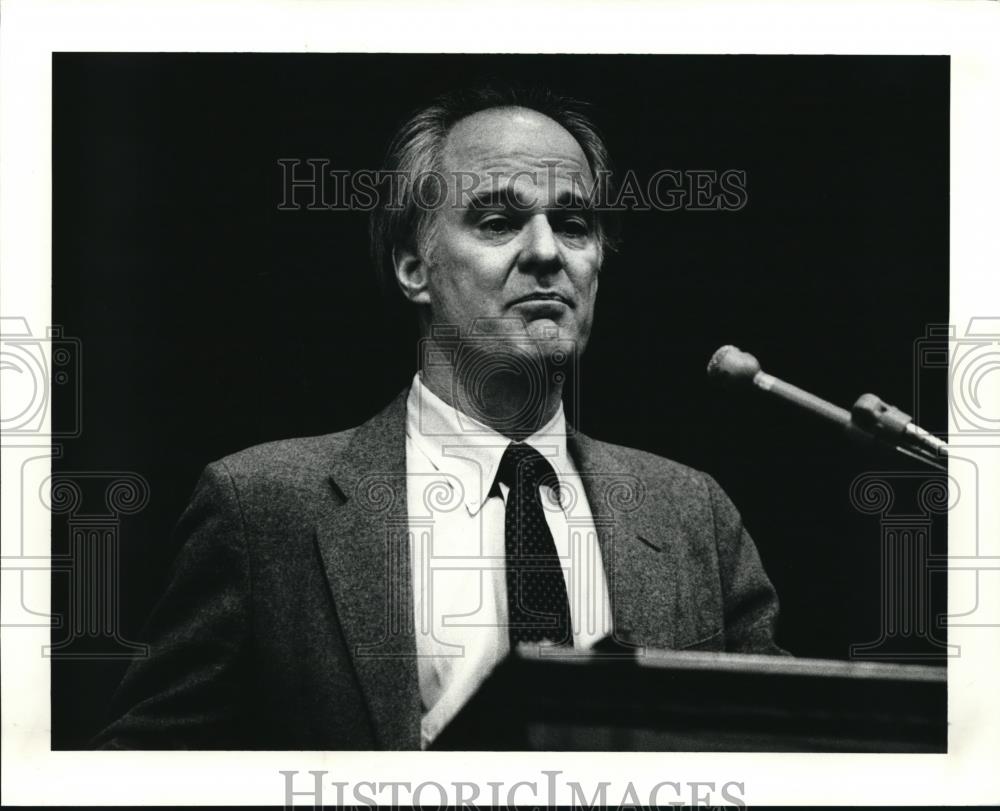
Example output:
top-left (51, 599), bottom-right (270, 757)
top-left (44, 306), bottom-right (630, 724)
top-left (2, 1), bottom-right (999, 807)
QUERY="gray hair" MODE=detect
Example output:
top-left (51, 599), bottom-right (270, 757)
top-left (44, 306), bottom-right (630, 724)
top-left (369, 84), bottom-right (617, 297)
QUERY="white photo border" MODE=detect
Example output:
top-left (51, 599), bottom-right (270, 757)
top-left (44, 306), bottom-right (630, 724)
top-left (2, 0), bottom-right (999, 805)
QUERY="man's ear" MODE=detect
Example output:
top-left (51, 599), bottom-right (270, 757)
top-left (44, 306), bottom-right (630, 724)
top-left (393, 245), bottom-right (431, 305)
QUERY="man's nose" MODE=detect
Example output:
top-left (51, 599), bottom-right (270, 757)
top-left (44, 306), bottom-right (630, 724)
top-left (518, 215), bottom-right (562, 275)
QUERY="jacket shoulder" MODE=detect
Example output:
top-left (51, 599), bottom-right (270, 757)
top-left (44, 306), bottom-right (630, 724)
top-left (211, 427), bottom-right (358, 490)
top-left (574, 432), bottom-right (713, 492)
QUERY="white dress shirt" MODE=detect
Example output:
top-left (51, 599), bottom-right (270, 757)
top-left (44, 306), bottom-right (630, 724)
top-left (405, 372), bottom-right (614, 748)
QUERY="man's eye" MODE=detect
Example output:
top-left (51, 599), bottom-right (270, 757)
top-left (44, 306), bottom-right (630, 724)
top-left (558, 217), bottom-right (591, 237)
top-left (480, 216), bottom-right (515, 235)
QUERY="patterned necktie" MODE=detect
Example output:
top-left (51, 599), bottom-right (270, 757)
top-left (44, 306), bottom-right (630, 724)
top-left (496, 442), bottom-right (573, 648)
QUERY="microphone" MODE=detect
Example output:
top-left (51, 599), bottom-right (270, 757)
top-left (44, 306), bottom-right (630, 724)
top-left (707, 345), bottom-right (947, 470)
top-left (707, 345), bottom-right (856, 428)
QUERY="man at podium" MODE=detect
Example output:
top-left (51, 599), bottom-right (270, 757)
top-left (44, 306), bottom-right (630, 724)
top-left (94, 84), bottom-right (784, 751)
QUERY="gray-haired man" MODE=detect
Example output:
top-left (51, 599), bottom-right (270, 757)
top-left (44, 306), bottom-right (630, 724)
top-left (96, 85), bottom-right (783, 751)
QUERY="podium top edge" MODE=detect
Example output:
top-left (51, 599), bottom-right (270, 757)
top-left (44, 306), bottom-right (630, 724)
top-left (514, 646), bottom-right (947, 683)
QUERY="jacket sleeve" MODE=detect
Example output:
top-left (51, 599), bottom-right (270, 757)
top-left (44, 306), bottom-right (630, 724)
top-left (704, 474), bottom-right (789, 656)
top-left (91, 461), bottom-right (254, 749)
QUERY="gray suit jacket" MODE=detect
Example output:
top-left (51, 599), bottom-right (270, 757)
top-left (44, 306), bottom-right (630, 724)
top-left (94, 387), bottom-right (783, 750)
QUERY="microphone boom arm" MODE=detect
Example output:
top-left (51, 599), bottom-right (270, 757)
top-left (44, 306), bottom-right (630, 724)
top-left (707, 345), bottom-right (948, 472)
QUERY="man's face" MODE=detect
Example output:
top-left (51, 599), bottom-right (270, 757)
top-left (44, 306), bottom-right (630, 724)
top-left (420, 107), bottom-right (601, 358)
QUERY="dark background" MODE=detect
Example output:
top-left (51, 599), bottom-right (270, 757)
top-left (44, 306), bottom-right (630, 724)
top-left (52, 53), bottom-right (949, 748)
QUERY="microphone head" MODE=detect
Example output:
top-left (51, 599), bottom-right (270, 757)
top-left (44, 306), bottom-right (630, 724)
top-left (707, 345), bottom-right (762, 386)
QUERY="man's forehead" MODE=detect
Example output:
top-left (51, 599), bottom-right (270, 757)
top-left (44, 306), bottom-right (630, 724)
top-left (441, 106), bottom-right (594, 188)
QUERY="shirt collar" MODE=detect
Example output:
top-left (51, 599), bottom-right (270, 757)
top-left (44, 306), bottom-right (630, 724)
top-left (405, 372), bottom-right (572, 515)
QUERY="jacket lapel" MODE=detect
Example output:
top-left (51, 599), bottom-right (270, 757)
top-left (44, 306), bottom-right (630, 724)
top-left (314, 389), bottom-right (422, 749)
top-left (568, 431), bottom-right (682, 650)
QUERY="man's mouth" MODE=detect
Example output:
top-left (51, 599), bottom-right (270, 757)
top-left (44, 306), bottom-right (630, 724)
top-left (509, 292), bottom-right (574, 308)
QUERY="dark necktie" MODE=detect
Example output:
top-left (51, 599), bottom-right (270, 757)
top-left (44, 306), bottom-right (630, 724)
top-left (496, 442), bottom-right (573, 648)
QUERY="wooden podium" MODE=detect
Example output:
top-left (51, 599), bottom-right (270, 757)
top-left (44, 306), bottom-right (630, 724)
top-left (431, 646), bottom-right (946, 752)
